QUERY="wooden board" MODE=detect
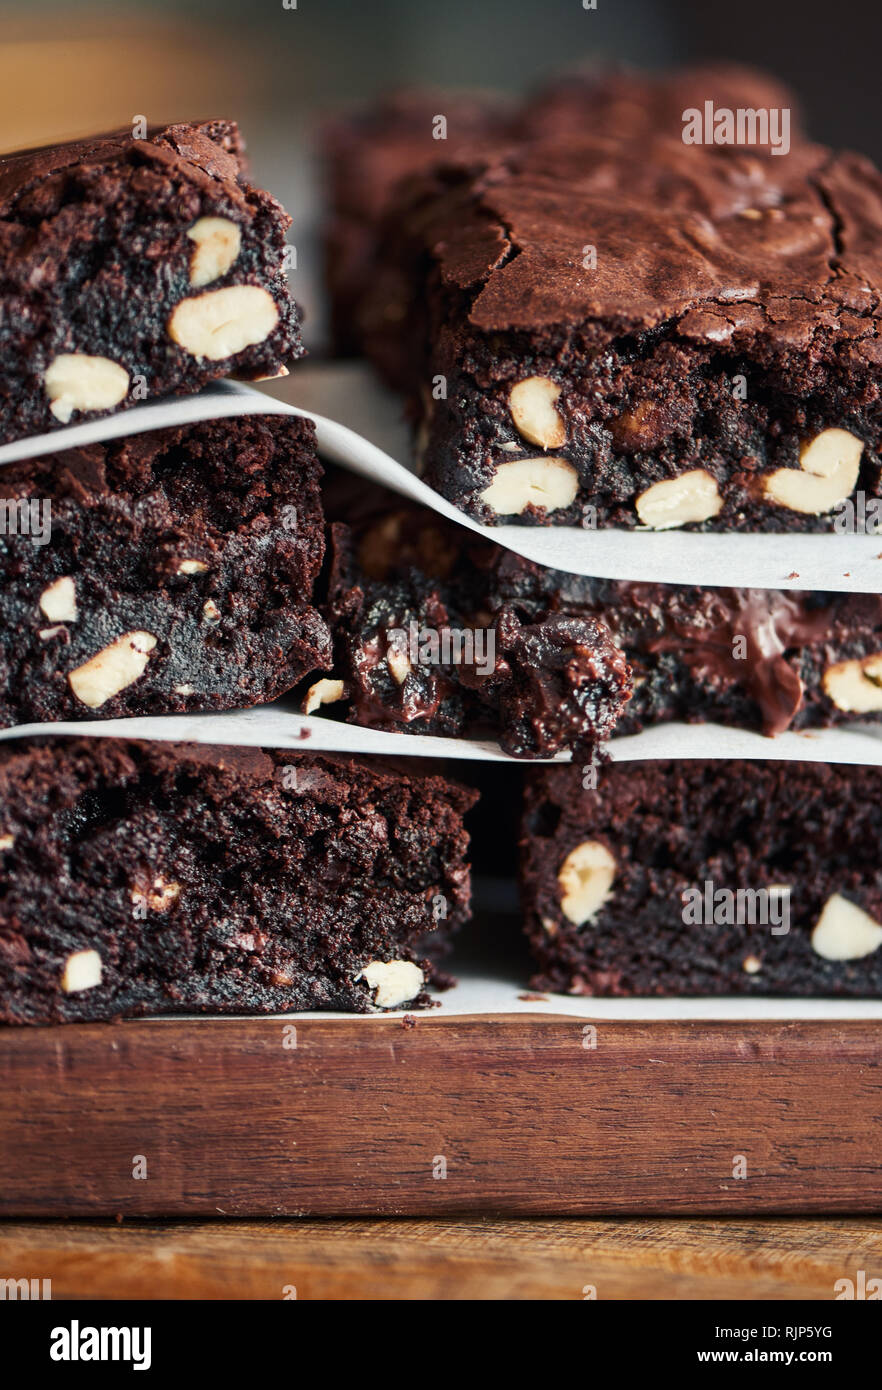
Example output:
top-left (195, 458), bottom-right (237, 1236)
top-left (3, 1216), bottom-right (882, 1300)
top-left (2, 1014), bottom-right (882, 1217)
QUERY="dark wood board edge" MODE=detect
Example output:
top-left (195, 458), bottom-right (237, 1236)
top-left (1, 1015), bottom-right (881, 1217)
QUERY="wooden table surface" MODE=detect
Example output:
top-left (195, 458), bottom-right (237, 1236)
top-left (2, 1217), bottom-right (880, 1300)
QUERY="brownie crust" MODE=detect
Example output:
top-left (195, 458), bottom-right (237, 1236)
top-left (322, 63), bottom-right (798, 360)
top-left (521, 62), bottom-right (803, 149)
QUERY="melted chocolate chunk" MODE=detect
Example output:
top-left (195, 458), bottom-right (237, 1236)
top-left (321, 489), bottom-right (633, 759)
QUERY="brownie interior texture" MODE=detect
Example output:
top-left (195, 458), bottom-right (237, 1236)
top-left (320, 477), bottom-right (631, 759)
top-left (0, 738), bottom-right (476, 1024)
top-left (0, 415), bottom-right (330, 725)
top-left (522, 760), bottom-right (882, 997)
top-left (314, 468), bottom-right (882, 742)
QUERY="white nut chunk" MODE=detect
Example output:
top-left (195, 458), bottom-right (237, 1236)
top-left (558, 840), bottom-right (617, 926)
top-left (764, 428), bottom-right (863, 514)
top-left (61, 948), bottom-right (102, 993)
top-left (822, 653), bottom-right (882, 712)
top-left (303, 677), bottom-right (345, 714)
top-left (635, 468), bottom-right (723, 529)
top-left (68, 630), bottom-right (157, 708)
top-left (176, 559), bottom-right (209, 575)
top-left (168, 285), bottom-right (279, 361)
top-left (387, 647), bottom-right (411, 685)
top-left (811, 893), bottom-right (882, 962)
top-left (356, 959), bottom-right (425, 1009)
top-left (480, 457), bottom-right (578, 516)
top-left (509, 376), bottom-right (566, 449)
top-left (44, 354), bottom-right (130, 423)
top-left (187, 216), bottom-right (242, 288)
top-left (39, 576), bottom-right (77, 623)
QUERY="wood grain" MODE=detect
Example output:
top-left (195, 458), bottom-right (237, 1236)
top-left (1, 1217), bottom-right (880, 1300)
top-left (1, 1015), bottom-right (881, 1217)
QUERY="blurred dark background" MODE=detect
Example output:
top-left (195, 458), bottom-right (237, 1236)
top-left (2, 0), bottom-right (878, 342)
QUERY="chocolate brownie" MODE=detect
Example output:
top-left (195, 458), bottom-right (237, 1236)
top-left (314, 473), bottom-right (632, 758)
top-left (522, 760), bottom-right (882, 996)
top-left (322, 90), bottom-right (514, 353)
top-left (311, 472), bottom-right (882, 743)
top-left (322, 65), bottom-right (797, 358)
top-left (0, 121), bottom-right (301, 444)
top-left (359, 82), bottom-right (882, 529)
top-left (0, 738), bottom-right (476, 1024)
top-left (0, 416), bottom-right (330, 725)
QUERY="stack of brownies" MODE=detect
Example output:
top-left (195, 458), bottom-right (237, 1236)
top-left (3, 68), bottom-right (882, 1025)
top-left (0, 120), bottom-right (475, 1021)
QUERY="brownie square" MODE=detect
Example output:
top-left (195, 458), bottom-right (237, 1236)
top-left (0, 415), bottom-right (330, 725)
top-left (315, 471), bottom-right (632, 758)
top-left (311, 469), bottom-right (882, 744)
top-left (521, 760), bottom-right (882, 996)
top-left (358, 71), bottom-right (882, 530)
top-left (0, 121), bottom-right (301, 443)
top-left (321, 65), bottom-right (796, 359)
top-left (0, 738), bottom-right (476, 1023)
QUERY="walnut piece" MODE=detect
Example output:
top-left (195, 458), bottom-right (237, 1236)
top-left (68, 631), bottom-right (157, 708)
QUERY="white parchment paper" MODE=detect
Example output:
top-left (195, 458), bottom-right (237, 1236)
top-left (5, 373), bottom-right (881, 762)
top-left (140, 982), bottom-right (882, 1024)
top-left (3, 705), bottom-right (882, 767)
top-left (2, 365), bottom-right (882, 592)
